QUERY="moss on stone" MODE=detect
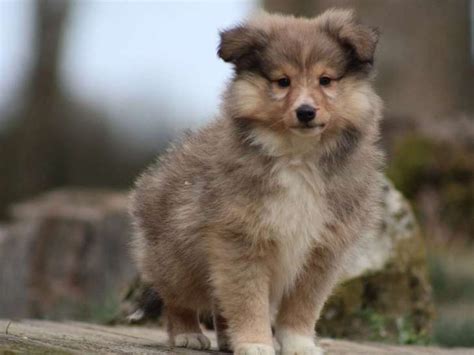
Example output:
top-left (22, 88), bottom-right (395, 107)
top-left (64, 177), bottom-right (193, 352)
top-left (387, 134), bottom-right (474, 241)
top-left (318, 227), bottom-right (433, 344)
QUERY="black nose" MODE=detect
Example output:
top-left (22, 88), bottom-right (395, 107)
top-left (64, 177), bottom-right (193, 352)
top-left (296, 104), bottom-right (316, 123)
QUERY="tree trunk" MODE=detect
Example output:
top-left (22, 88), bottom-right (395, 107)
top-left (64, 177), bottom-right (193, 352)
top-left (0, 0), bottom-right (71, 218)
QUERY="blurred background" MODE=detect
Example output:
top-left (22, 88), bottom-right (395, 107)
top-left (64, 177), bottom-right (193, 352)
top-left (0, 0), bottom-right (473, 349)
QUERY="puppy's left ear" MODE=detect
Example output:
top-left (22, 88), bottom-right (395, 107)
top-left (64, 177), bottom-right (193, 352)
top-left (218, 25), bottom-right (267, 70)
top-left (319, 8), bottom-right (379, 64)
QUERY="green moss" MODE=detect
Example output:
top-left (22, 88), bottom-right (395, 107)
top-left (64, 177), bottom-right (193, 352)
top-left (396, 316), bottom-right (431, 345)
top-left (387, 136), bottom-right (438, 198)
top-left (441, 182), bottom-right (474, 236)
top-left (387, 134), bottom-right (474, 242)
top-left (91, 298), bottom-right (121, 324)
top-left (317, 223), bottom-right (434, 344)
top-left (357, 308), bottom-right (390, 341)
top-left (318, 263), bottom-right (433, 344)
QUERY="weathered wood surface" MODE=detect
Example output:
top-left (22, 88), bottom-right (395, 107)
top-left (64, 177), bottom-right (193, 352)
top-left (0, 320), bottom-right (471, 355)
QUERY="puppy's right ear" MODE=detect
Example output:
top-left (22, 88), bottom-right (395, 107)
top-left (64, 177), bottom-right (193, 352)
top-left (218, 25), bottom-right (267, 70)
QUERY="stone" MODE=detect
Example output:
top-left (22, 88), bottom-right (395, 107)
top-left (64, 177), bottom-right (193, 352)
top-left (318, 178), bottom-right (434, 343)
top-left (0, 189), bottom-right (136, 320)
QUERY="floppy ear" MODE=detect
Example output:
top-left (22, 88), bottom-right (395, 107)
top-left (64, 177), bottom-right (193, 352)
top-left (319, 8), bottom-right (379, 64)
top-left (218, 25), bottom-right (267, 70)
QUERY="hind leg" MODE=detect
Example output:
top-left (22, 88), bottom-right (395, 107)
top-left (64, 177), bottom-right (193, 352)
top-left (213, 304), bottom-right (232, 352)
top-left (166, 305), bottom-right (211, 350)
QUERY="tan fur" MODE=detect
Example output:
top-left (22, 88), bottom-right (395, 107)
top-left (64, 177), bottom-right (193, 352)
top-left (131, 8), bottom-right (384, 355)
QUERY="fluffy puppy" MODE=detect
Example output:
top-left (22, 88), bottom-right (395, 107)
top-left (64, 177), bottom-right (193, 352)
top-left (131, 8), bottom-right (384, 355)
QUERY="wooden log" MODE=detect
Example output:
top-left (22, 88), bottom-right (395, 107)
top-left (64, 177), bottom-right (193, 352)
top-left (0, 319), bottom-right (469, 354)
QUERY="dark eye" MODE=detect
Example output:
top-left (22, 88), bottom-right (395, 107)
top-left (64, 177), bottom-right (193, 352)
top-left (277, 77), bottom-right (291, 88)
top-left (319, 76), bottom-right (332, 86)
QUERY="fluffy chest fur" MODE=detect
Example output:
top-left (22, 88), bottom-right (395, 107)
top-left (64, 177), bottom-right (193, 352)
top-left (260, 159), bottom-right (328, 306)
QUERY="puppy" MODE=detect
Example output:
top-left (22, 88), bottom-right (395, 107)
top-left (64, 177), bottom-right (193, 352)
top-left (130, 8), bottom-right (384, 355)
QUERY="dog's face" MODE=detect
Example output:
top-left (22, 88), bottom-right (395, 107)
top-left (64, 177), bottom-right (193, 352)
top-left (219, 9), bottom-right (380, 140)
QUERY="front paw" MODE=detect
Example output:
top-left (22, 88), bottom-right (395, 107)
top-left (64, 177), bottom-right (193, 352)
top-left (276, 329), bottom-right (324, 355)
top-left (235, 343), bottom-right (275, 355)
top-left (280, 344), bottom-right (324, 355)
top-left (173, 333), bottom-right (211, 350)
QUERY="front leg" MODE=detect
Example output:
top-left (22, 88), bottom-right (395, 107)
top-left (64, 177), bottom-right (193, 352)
top-left (275, 248), bottom-right (340, 355)
top-left (209, 237), bottom-right (275, 355)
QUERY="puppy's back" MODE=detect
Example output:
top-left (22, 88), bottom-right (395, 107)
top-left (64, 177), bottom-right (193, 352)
top-left (129, 119), bottom-right (231, 309)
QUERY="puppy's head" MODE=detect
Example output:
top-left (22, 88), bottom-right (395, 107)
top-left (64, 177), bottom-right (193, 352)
top-left (219, 9), bottom-right (381, 143)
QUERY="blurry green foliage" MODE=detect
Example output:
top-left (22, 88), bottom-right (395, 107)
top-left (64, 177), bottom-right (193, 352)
top-left (347, 309), bottom-right (430, 345)
top-left (396, 316), bottom-right (430, 345)
top-left (355, 308), bottom-right (391, 342)
top-left (31, 294), bottom-right (120, 324)
top-left (387, 134), bottom-right (474, 241)
top-left (428, 248), bottom-right (474, 347)
top-left (429, 255), bottom-right (474, 302)
top-left (387, 136), bottom-right (439, 198)
top-left (388, 133), bottom-right (474, 347)
top-left (434, 318), bottom-right (474, 347)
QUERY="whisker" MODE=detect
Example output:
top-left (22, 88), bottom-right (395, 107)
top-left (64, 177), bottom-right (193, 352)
top-left (267, 116), bottom-right (286, 129)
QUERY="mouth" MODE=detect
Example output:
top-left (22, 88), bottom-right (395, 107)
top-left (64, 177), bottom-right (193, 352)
top-left (302, 123), bottom-right (326, 129)
top-left (289, 123), bottom-right (327, 136)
